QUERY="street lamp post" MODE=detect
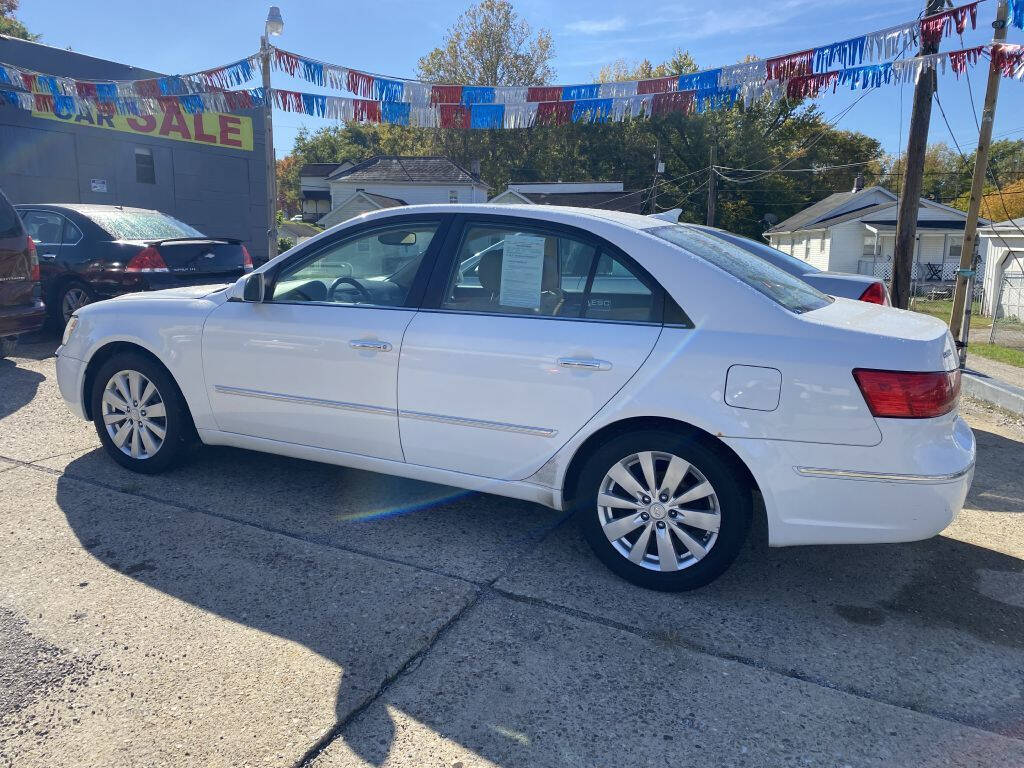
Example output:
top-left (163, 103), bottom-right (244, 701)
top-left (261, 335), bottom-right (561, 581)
top-left (261, 6), bottom-right (283, 262)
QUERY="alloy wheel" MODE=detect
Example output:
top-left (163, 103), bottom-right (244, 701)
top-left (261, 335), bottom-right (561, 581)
top-left (101, 370), bottom-right (167, 460)
top-left (597, 451), bottom-right (721, 572)
top-left (61, 286), bottom-right (91, 323)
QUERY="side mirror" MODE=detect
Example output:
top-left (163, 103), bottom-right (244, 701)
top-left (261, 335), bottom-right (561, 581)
top-left (230, 272), bottom-right (265, 302)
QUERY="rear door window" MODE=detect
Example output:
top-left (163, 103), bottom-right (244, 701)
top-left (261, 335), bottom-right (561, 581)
top-left (649, 225), bottom-right (831, 314)
top-left (21, 211), bottom-right (65, 245)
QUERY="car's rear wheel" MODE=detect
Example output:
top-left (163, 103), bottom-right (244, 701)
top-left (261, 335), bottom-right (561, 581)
top-left (574, 430), bottom-right (752, 591)
top-left (90, 352), bottom-right (194, 473)
top-left (53, 281), bottom-right (94, 328)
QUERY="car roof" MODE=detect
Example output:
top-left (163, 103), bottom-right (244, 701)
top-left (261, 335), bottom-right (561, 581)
top-left (14, 203), bottom-right (165, 216)
top-left (358, 203), bottom-right (667, 232)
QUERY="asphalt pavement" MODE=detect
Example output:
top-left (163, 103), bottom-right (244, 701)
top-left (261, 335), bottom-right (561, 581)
top-left (2, 335), bottom-right (1024, 767)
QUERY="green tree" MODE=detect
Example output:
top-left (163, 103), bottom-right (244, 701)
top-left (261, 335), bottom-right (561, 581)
top-left (0, 0), bottom-right (38, 40)
top-left (417, 0), bottom-right (553, 85)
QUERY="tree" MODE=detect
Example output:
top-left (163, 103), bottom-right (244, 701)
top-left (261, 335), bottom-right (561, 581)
top-left (596, 49), bottom-right (698, 82)
top-left (953, 178), bottom-right (1024, 222)
top-left (0, 0), bottom-right (38, 40)
top-left (417, 0), bottom-right (553, 85)
top-left (276, 155), bottom-right (302, 216)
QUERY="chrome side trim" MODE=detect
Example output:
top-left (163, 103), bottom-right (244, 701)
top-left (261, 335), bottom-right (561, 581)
top-left (794, 463), bottom-right (974, 484)
top-left (400, 409), bottom-right (558, 438)
top-left (213, 385), bottom-right (395, 416)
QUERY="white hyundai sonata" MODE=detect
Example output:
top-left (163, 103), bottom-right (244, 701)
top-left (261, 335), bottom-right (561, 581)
top-left (55, 204), bottom-right (975, 590)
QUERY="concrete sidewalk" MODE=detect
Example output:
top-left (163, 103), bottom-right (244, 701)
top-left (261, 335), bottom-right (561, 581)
top-left (964, 354), bottom-right (1024, 416)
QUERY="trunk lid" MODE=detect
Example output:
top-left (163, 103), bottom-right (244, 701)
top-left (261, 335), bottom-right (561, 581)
top-left (132, 237), bottom-right (247, 274)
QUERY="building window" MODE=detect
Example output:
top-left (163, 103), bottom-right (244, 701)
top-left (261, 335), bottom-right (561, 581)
top-left (135, 148), bottom-right (155, 184)
top-left (863, 234), bottom-right (876, 256)
top-left (449, 190), bottom-right (459, 203)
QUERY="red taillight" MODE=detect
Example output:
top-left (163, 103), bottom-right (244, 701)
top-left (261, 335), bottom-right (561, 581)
top-left (125, 246), bottom-right (168, 273)
top-left (26, 235), bottom-right (39, 281)
top-left (242, 244), bottom-right (253, 271)
top-left (853, 368), bottom-right (961, 419)
top-left (859, 281), bottom-right (889, 305)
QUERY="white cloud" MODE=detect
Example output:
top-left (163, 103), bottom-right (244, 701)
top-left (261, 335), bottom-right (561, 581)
top-left (566, 16), bottom-right (628, 34)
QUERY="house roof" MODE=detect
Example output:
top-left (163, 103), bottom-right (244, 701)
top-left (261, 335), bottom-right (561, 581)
top-left (765, 189), bottom-right (886, 234)
top-left (299, 163), bottom-right (342, 178)
top-left (981, 216), bottom-right (1024, 231)
top-left (280, 220), bottom-right (321, 237)
top-left (328, 156), bottom-right (484, 186)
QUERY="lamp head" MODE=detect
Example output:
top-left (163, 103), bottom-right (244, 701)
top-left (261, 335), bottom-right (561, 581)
top-left (265, 6), bottom-right (284, 36)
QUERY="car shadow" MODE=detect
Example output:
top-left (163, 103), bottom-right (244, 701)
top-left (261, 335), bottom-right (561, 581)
top-left (968, 428), bottom-right (1024, 514)
top-left (54, 446), bottom-right (1024, 764)
top-left (0, 357), bottom-right (45, 421)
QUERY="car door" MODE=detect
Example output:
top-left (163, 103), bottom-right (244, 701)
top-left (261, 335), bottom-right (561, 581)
top-left (397, 216), bottom-right (668, 480)
top-left (201, 216), bottom-right (448, 461)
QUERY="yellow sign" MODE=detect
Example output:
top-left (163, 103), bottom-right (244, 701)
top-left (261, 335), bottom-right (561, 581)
top-left (32, 103), bottom-right (253, 151)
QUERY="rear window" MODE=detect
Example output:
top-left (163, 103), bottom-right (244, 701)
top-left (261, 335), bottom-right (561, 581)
top-left (0, 190), bottom-right (24, 239)
top-left (648, 225), bottom-right (832, 314)
top-left (698, 227), bottom-right (822, 277)
top-left (88, 211), bottom-right (203, 241)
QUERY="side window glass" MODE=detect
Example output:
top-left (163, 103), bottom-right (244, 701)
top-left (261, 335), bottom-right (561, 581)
top-left (443, 225), bottom-right (597, 318)
top-left (584, 251), bottom-right (655, 322)
top-left (22, 211), bottom-right (64, 246)
top-left (270, 223), bottom-right (438, 307)
top-left (62, 218), bottom-right (83, 244)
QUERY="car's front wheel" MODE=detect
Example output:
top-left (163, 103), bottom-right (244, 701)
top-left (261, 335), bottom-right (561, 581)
top-left (90, 352), bottom-right (194, 473)
top-left (575, 430), bottom-right (752, 591)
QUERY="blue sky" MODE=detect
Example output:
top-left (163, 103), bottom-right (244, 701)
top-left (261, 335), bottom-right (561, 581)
top-left (16, 0), bottom-right (1024, 161)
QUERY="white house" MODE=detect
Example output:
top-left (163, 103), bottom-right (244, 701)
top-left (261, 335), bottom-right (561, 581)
top-left (979, 217), bottom-right (1024, 318)
top-left (298, 162), bottom-right (348, 223)
top-left (315, 156), bottom-right (489, 228)
top-left (489, 181), bottom-right (645, 213)
top-left (764, 184), bottom-right (986, 285)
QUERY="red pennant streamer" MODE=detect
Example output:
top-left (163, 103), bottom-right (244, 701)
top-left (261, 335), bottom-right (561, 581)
top-left (991, 44), bottom-right (1024, 78)
top-left (637, 76), bottom-right (677, 95)
top-left (765, 49), bottom-right (814, 80)
top-left (135, 79), bottom-right (161, 99)
top-left (21, 72), bottom-right (36, 91)
top-left (75, 81), bottom-right (98, 100)
top-left (536, 101), bottom-right (573, 126)
top-left (224, 90), bottom-right (255, 110)
top-left (274, 89), bottom-right (304, 112)
top-left (651, 90), bottom-right (694, 115)
top-left (157, 96), bottom-right (181, 112)
top-left (786, 71), bottom-right (839, 99)
top-left (353, 99), bottom-right (381, 122)
top-left (430, 85), bottom-right (463, 105)
top-left (273, 48), bottom-right (300, 76)
top-left (920, 1), bottom-right (979, 47)
top-left (948, 46), bottom-right (983, 77)
top-left (526, 86), bottom-right (562, 102)
top-left (439, 103), bottom-right (470, 128)
top-left (346, 70), bottom-right (374, 98)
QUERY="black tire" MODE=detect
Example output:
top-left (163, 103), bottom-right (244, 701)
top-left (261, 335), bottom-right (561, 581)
top-left (574, 429), bottom-right (752, 591)
top-left (0, 335), bottom-right (17, 359)
top-left (51, 280), bottom-right (95, 330)
top-left (90, 352), bottom-right (196, 474)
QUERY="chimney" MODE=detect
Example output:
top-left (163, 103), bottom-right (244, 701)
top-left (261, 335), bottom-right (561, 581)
top-left (470, 159), bottom-right (481, 179)
top-left (852, 173), bottom-right (865, 193)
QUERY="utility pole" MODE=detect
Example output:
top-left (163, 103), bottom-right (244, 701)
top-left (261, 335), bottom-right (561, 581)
top-left (647, 140), bottom-right (663, 214)
top-left (261, 6), bottom-right (284, 263)
top-left (706, 145), bottom-right (717, 227)
top-left (890, 0), bottom-right (944, 309)
top-left (950, 0), bottom-right (1009, 353)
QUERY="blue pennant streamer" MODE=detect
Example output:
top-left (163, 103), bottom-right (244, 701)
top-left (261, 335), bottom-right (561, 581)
top-left (571, 98), bottom-right (613, 124)
top-left (1, 88), bottom-right (20, 107)
top-left (53, 94), bottom-right (74, 116)
top-left (38, 76), bottom-right (61, 96)
top-left (836, 62), bottom-right (893, 90)
top-left (470, 103), bottom-right (504, 128)
top-left (96, 83), bottom-right (118, 102)
top-left (158, 76), bottom-right (187, 96)
top-left (373, 77), bottom-right (405, 102)
top-left (678, 69), bottom-right (720, 91)
top-left (695, 85), bottom-right (738, 114)
top-left (180, 94), bottom-right (204, 114)
top-left (382, 101), bottom-right (411, 125)
top-left (0, 68), bottom-right (10, 86)
top-left (301, 92), bottom-right (326, 116)
top-left (300, 58), bottom-right (324, 87)
top-left (813, 36), bottom-right (867, 73)
top-left (1010, 0), bottom-right (1023, 29)
top-left (249, 87), bottom-right (266, 107)
top-left (462, 86), bottom-right (495, 105)
top-left (562, 83), bottom-right (600, 101)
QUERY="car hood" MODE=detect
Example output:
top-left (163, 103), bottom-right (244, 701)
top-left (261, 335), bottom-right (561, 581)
top-left (108, 284), bottom-right (231, 301)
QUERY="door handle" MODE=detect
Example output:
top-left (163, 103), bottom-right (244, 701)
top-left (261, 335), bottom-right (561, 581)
top-left (558, 357), bottom-right (612, 371)
top-left (350, 339), bottom-right (393, 352)
top-left (39, 253), bottom-right (57, 260)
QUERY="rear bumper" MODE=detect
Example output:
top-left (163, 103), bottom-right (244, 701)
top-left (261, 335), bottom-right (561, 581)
top-left (55, 350), bottom-right (88, 420)
top-left (725, 415), bottom-right (976, 546)
top-left (0, 300), bottom-right (46, 338)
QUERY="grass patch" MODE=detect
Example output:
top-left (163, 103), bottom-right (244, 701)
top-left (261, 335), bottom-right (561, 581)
top-left (909, 299), bottom-right (991, 329)
top-left (968, 343), bottom-right (1024, 368)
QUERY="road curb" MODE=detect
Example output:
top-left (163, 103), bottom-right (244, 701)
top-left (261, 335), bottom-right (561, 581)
top-left (963, 369), bottom-right (1024, 416)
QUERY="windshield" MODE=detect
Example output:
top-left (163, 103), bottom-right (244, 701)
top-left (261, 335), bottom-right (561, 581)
top-left (696, 226), bottom-right (822, 277)
top-left (89, 211), bottom-right (204, 241)
top-left (648, 225), bottom-right (832, 314)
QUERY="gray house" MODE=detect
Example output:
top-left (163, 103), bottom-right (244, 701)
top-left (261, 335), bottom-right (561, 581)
top-left (0, 36), bottom-right (270, 262)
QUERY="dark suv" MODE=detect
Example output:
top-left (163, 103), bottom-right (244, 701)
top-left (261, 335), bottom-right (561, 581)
top-left (0, 189), bottom-right (45, 358)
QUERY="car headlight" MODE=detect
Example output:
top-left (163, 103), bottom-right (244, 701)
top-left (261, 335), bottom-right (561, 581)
top-left (61, 315), bottom-right (79, 346)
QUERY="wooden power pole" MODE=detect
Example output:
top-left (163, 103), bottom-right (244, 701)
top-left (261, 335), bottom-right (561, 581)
top-left (949, 0), bottom-right (1010, 347)
top-left (260, 33), bottom-right (278, 263)
top-left (890, 0), bottom-right (945, 309)
top-left (706, 145), bottom-right (717, 227)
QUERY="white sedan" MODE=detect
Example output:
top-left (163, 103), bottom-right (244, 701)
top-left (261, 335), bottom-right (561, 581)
top-left (55, 204), bottom-right (975, 590)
